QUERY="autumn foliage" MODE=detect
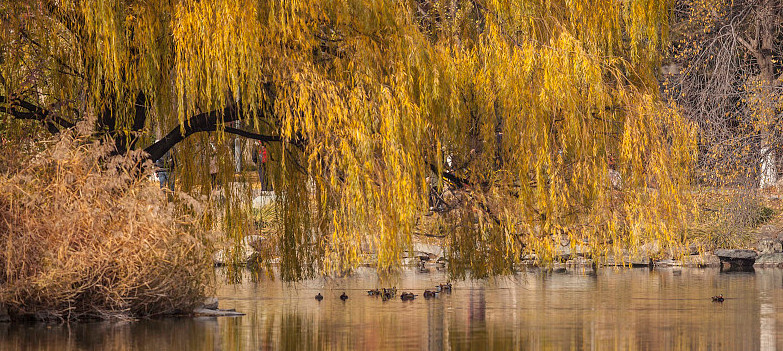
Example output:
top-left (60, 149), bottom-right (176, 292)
top-left (0, 135), bottom-right (212, 320)
top-left (0, 1), bottom-right (699, 278)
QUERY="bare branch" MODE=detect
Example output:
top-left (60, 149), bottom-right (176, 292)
top-left (735, 34), bottom-right (756, 54)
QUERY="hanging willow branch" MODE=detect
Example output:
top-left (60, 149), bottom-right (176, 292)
top-left (0, 0), bottom-right (699, 279)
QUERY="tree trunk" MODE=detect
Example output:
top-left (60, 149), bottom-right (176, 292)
top-left (755, 1), bottom-right (778, 188)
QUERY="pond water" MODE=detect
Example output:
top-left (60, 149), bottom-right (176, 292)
top-left (3, 266), bottom-right (783, 350)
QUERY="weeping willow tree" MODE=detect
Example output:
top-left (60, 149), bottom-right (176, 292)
top-left (0, 0), bottom-right (697, 280)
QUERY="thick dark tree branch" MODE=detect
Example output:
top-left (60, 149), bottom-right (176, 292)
top-left (0, 95), bottom-right (75, 132)
top-left (143, 105), bottom-right (295, 162)
top-left (144, 106), bottom-right (240, 162)
top-left (112, 92), bottom-right (149, 155)
top-left (224, 127), bottom-right (284, 143)
top-left (0, 94), bottom-right (289, 165)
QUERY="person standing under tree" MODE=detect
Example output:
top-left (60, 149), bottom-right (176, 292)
top-left (155, 143), bottom-right (175, 191)
top-left (209, 141), bottom-right (218, 187)
top-left (253, 142), bottom-right (268, 190)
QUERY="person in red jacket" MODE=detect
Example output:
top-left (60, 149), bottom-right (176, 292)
top-left (253, 142), bottom-right (268, 190)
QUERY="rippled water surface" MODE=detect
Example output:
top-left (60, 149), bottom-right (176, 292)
top-left (4, 266), bottom-right (783, 350)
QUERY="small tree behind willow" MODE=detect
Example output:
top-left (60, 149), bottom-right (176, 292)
top-left (663, 0), bottom-right (783, 249)
top-left (0, 0), bottom-right (696, 280)
top-left (666, 0), bottom-right (783, 188)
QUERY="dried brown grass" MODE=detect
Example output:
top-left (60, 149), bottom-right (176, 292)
top-left (0, 134), bottom-right (213, 321)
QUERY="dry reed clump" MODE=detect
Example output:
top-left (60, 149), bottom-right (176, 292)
top-left (0, 135), bottom-right (213, 321)
top-left (689, 188), bottom-right (771, 250)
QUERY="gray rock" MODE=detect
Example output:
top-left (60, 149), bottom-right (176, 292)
top-left (412, 243), bottom-right (444, 259)
top-left (252, 192), bottom-right (276, 209)
top-left (604, 250), bottom-right (651, 267)
top-left (654, 259), bottom-right (680, 267)
top-left (754, 253), bottom-right (783, 267)
top-left (715, 249), bottom-right (757, 266)
top-left (193, 308), bottom-right (245, 317)
top-left (564, 257), bottom-right (593, 266)
top-left (401, 257), bottom-right (419, 266)
top-left (202, 297), bottom-right (219, 310)
top-left (715, 249), bottom-right (757, 259)
top-left (756, 238), bottom-right (783, 254)
top-left (604, 256), bottom-right (650, 267)
top-left (681, 253), bottom-right (720, 267)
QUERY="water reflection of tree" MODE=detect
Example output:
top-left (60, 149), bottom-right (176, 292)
top-left (469, 288), bottom-right (486, 322)
top-left (427, 297), bottom-right (446, 350)
top-left (448, 288), bottom-right (494, 350)
top-left (277, 313), bottom-right (328, 351)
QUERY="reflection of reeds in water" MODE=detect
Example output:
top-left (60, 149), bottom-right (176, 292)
top-left (0, 318), bottom-right (221, 351)
top-left (0, 135), bottom-right (213, 320)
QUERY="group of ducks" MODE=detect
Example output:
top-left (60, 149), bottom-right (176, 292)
top-left (421, 282), bottom-right (453, 299)
top-left (366, 287), bottom-right (399, 301)
top-left (315, 283), bottom-right (453, 302)
top-left (319, 287), bottom-right (725, 304)
top-left (313, 292), bottom-right (347, 301)
top-left (318, 287), bottom-right (725, 304)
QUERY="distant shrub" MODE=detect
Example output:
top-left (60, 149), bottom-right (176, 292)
top-left (690, 189), bottom-right (772, 250)
top-left (0, 134), bottom-right (213, 320)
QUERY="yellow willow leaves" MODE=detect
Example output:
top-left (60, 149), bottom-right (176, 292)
top-left (80, 0), bottom-right (126, 98)
top-left (0, 0), bottom-right (697, 278)
top-left (623, 0), bottom-right (668, 62)
top-left (620, 97), bottom-right (698, 248)
top-left (438, 2), bottom-right (695, 269)
top-left (67, 0), bottom-right (172, 127)
top-left (172, 0), bottom-right (266, 124)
